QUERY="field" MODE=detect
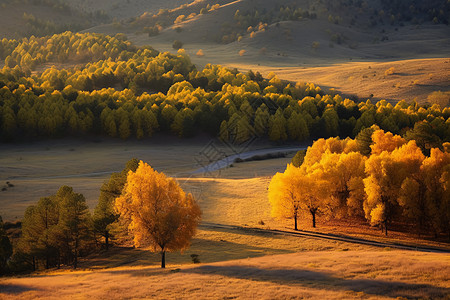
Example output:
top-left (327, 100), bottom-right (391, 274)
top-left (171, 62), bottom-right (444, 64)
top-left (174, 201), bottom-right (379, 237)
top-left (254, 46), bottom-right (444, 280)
top-left (1, 249), bottom-right (449, 299)
top-left (1, 138), bottom-right (450, 299)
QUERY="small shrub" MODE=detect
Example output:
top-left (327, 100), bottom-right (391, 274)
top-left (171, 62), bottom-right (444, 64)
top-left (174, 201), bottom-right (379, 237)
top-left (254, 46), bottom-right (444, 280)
top-left (234, 157), bottom-right (244, 163)
top-left (384, 67), bottom-right (396, 76)
top-left (172, 40), bottom-right (183, 50)
top-left (427, 91), bottom-right (450, 107)
top-left (311, 41), bottom-right (320, 50)
top-left (196, 49), bottom-right (204, 57)
top-left (190, 254), bottom-right (200, 263)
top-left (174, 15), bottom-right (186, 24)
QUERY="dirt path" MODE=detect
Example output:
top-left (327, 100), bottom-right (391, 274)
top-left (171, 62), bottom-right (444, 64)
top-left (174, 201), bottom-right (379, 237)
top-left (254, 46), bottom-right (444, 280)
top-left (200, 223), bottom-right (450, 253)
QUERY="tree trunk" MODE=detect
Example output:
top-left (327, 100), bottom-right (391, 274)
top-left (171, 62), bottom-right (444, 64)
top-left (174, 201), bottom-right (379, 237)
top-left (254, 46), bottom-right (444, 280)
top-left (105, 231), bottom-right (109, 251)
top-left (161, 250), bottom-right (166, 268)
top-left (73, 239), bottom-right (78, 269)
top-left (294, 211), bottom-right (298, 231)
top-left (310, 209), bottom-right (317, 228)
top-left (384, 219), bottom-right (388, 236)
top-left (73, 250), bottom-right (78, 269)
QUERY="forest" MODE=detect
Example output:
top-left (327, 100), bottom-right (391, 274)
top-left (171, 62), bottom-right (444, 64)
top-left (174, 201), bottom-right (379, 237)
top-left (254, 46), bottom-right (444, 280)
top-left (1, 32), bottom-right (449, 145)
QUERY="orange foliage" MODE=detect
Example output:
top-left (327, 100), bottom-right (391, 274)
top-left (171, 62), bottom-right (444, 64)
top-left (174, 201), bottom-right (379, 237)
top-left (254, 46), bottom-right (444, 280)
top-left (115, 161), bottom-right (201, 267)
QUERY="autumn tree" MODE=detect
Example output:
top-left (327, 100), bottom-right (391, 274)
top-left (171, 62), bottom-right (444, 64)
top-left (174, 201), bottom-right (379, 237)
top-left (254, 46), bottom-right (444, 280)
top-left (93, 158), bottom-right (139, 250)
top-left (310, 151), bottom-right (366, 218)
top-left (269, 164), bottom-right (326, 229)
top-left (115, 161), bottom-right (201, 268)
top-left (419, 149), bottom-right (450, 237)
top-left (364, 141), bottom-right (424, 235)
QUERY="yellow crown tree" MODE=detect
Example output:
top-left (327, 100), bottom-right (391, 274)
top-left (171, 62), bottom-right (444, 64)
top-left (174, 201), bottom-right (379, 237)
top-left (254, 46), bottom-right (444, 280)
top-left (115, 161), bottom-right (201, 268)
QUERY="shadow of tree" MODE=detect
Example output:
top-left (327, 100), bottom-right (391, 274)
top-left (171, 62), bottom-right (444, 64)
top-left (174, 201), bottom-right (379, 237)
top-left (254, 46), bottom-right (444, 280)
top-left (83, 237), bottom-right (294, 271)
top-left (0, 283), bottom-right (39, 294)
top-left (182, 265), bottom-right (450, 299)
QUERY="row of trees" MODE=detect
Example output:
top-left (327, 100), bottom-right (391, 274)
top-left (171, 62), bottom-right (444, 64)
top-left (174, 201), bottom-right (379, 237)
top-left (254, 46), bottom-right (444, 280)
top-left (269, 128), bottom-right (450, 238)
top-left (1, 33), bottom-right (449, 143)
top-left (0, 32), bottom-right (137, 69)
top-left (2, 159), bottom-right (200, 273)
top-left (1, 0), bottom-right (110, 39)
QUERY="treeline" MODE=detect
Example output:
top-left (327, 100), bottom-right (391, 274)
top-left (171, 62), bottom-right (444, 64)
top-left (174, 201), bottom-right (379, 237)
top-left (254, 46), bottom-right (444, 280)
top-left (21, 13), bottom-right (90, 38)
top-left (1, 0), bottom-right (110, 38)
top-left (270, 128), bottom-right (450, 238)
top-left (0, 32), bottom-right (137, 69)
top-left (323, 0), bottom-right (450, 27)
top-left (228, 5), bottom-right (317, 43)
top-left (126, 0), bottom-right (224, 37)
top-left (0, 32), bottom-right (449, 143)
top-left (0, 159), bottom-right (138, 274)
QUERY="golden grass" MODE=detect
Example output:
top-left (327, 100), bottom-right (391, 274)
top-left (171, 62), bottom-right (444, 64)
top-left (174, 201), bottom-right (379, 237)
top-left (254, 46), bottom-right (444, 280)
top-left (1, 138), bottom-right (449, 299)
top-left (1, 249), bottom-right (449, 299)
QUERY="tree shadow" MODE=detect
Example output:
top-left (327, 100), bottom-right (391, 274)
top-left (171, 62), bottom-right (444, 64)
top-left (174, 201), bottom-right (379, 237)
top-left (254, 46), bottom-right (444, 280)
top-left (182, 265), bottom-right (449, 299)
top-left (0, 283), bottom-right (39, 294)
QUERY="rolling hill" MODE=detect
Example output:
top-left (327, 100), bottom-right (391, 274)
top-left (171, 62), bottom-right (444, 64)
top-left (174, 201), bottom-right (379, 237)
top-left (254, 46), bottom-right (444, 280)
top-left (84, 0), bottom-right (450, 104)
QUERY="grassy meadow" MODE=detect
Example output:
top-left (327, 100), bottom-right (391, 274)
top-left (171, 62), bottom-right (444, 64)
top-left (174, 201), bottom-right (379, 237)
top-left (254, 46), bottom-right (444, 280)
top-left (1, 137), bottom-right (450, 299)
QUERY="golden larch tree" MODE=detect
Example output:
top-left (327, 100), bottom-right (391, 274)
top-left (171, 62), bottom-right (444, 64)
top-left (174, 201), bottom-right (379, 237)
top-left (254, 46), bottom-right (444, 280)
top-left (269, 164), bottom-right (327, 229)
top-left (364, 141), bottom-right (424, 235)
top-left (115, 161), bottom-right (201, 268)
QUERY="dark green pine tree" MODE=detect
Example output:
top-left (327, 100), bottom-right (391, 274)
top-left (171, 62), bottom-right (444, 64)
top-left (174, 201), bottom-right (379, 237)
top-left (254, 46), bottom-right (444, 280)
top-left (0, 216), bottom-right (13, 274)
top-left (93, 158), bottom-right (139, 250)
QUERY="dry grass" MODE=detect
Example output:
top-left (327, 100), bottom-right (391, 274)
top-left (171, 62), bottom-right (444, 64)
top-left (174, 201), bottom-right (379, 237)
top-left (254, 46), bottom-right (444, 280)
top-left (1, 138), bottom-right (449, 299)
top-left (1, 250), bottom-right (449, 299)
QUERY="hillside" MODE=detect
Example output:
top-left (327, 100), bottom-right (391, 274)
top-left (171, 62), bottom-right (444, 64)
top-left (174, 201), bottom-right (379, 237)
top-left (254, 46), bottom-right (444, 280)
top-left (85, 0), bottom-right (450, 103)
top-left (0, 0), bottom-right (109, 39)
top-left (63, 0), bottom-right (193, 21)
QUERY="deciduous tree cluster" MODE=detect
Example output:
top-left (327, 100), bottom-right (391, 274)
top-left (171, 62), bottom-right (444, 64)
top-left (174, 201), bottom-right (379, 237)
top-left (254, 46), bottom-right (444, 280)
top-left (270, 129), bottom-right (450, 238)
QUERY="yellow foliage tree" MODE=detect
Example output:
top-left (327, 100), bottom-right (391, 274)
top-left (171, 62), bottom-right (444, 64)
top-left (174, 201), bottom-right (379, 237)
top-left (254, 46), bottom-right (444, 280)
top-left (364, 141), bottom-right (424, 235)
top-left (370, 129), bottom-right (406, 155)
top-left (115, 161), bottom-right (201, 268)
top-left (311, 151), bottom-right (367, 218)
top-left (269, 164), bottom-right (327, 229)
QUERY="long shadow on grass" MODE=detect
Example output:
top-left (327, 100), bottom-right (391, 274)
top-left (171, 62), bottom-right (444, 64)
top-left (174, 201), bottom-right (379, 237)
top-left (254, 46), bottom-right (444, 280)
top-left (0, 283), bottom-right (40, 295)
top-left (81, 237), bottom-right (294, 271)
top-left (188, 238), bottom-right (293, 263)
top-left (182, 265), bottom-right (449, 299)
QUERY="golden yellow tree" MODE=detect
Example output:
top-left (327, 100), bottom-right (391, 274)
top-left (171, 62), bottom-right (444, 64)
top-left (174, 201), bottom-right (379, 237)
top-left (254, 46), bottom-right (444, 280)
top-left (313, 151), bottom-right (367, 218)
top-left (370, 129), bottom-right (406, 155)
top-left (269, 164), bottom-right (326, 229)
top-left (115, 161), bottom-right (201, 268)
top-left (364, 141), bottom-right (424, 235)
top-left (269, 164), bottom-right (302, 230)
top-left (419, 148), bottom-right (450, 236)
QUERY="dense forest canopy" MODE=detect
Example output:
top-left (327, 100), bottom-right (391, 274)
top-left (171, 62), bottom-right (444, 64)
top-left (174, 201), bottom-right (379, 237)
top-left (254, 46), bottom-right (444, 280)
top-left (0, 32), bottom-right (449, 143)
